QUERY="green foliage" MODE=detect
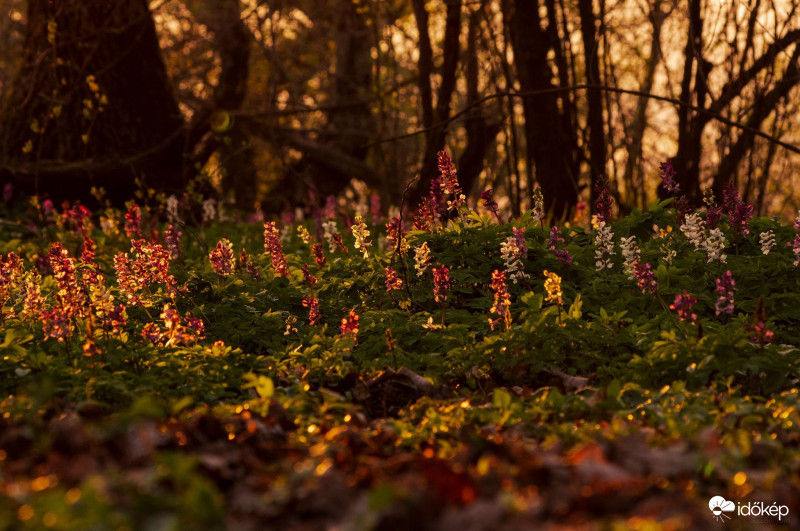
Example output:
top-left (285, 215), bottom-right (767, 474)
top-left (1, 195), bottom-right (799, 527)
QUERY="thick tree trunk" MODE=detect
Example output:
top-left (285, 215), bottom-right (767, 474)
top-left (189, 0), bottom-right (255, 210)
top-left (505, 0), bottom-right (579, 220)
top-left (578, 0), bottom-right (606, 211)
top-left (0, 0), bottom-right (185, 205)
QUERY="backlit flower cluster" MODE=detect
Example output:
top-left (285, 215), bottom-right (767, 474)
top-left (714, 271), bottom-right (736, 316)
top-left (432, 263), bottom-right (451, 303)
top-left (114, 239), bottom-right (177, 303)
top-left (124, 202), bottom-right (142, 238)
top-left (670, 291), bottom-right (697, 324)
top-left (142, 303), bottom-right (205, 346)
top-left (594, 222), bottom-right (615, 270)
top-left (351, 215), bottom-right (372, 258)
top-left (489, 269), bottom-right (512, 331)
top-left (500, 234), bottom-right (529, 283)
top-left (543, 270), bottom-right (563, 306)
top-left (385, 267), bottom-right (403, 292)
top-left (547, 226), bottom-right (573, 267)
top-left (633, 262), bottom-right (657, 294)
top-left (619, 235), bottom-right (640, 278)
top-left (209, 238), bottom-right (236, 276)
top-left (263, 221), bottom-right (288, 277)
top-left (414, 242), bottom-right (431, 277)
top-left (340, 310), bottom-right (359, 341)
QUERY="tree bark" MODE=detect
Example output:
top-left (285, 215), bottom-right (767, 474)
top-left (0, 0), bottom-right (185, 205)
top-left (504, 0), bottom-right (579, 220)
top-left (578, 0), bottom-right (606, 212)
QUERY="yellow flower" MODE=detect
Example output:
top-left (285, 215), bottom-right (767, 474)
top-left (543, 270), bottom-right (563, 306)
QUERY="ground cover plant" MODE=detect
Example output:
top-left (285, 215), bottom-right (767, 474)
top-left (1, 153), bottom-right (800, 529)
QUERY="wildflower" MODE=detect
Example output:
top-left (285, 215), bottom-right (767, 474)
top-left (489, 269), bottom-right (512, 331)
top-left (659, 160), bottom-right (680, 194)
top-left (480, 189), bottom-right (502, 223)
top-left (238, 248), bottom-right (260, 280)
top-left (80, 236), bottom-right (99, 285)
top-left (264, 221), bottom-right (289, 277)
top-left (332, 234), bottom-right (349, 254)
top-left (158, 303), bottom-right (204, 346)
top-left (703, 228), bottom-right (727, 263)
top-left (351, 215), bottom-right (372, 258)
top-left (415, 242), bottom-right (431, 276)
top-left (593, 177), bottom-right (614, 225)
top-left (543, 270), bottom-right (563, 306)
top-left (202, 198), bottom-right (217, 223)
top-left (751, 295), bottom-right (773, 346)
top-left (370, 193), bottom-right (382, 226)
top-left (619, 235), bottom-right (640, 278)
top-left (594, 222), bottom-right (615, 271)
top-left (49, 243), bottom-right (85, 311)
top-left (386, 217), bottom-right (407, 255)
top-left (673, 196), bottom-right (691, 225)
top-left (297, 225), bottom-right (313, 245)
top-left (284, 315), bottom-right (298, 335)
top-left (384, 267), bottom-right (403, 292)
top-left (438, 150), bottom-right (465, 213)
top-left (512, 227), bottom-right (528, 259)
top-left (340, 310), bottom-right (359, 340)
top-left (301, 264), bottom-right (318, 289)
top-left (82, 338), bottom-right (101, 357)
top-left (531, 187), bottom-right (545, 226)
top-left (633, 262), bottom-right (657, 294)
top-left (209, 238), bottom-right (236, 276)
top-left (653, 226), bottom-right (677, 266)
top-left (64, 203), bottom-right (93, 235)
top-left (714, 271), bottom-right (736, 316)
top-left (311, 243), bottom-right (327, 268)
top-left (670, 291), bottom-right (698, 324)
top-left (759, 230), bottom-right (776, 255)
top-left (414, 196), bottom-right (436, 231)
top-left (124, 202), bottom-right (142, 238)
top-left (432, 263), bottom-right (451, 303)
top-left (500, 235), bottom-right (530, 283)
top-left (791, 235), bottom-right (800, 267)
top-left (302, 295), bottom-right (321, 325)
top-left (41, 307), bottom-right (71, 342)
top-left (20, 270), bottom-right (45, 320)
top-left (573, 201), bottom-right (589, 225)
top-left (703, 189), bottom-right (722, 229)
top-left (723, 183), bottom-right (752, 240)
top-left (114, 240), bottom-right (176, 303)
top-left (324, 195), bottom-right (338, 220)
top-left (322, 220), bottom-right (340, 253)
top-left (548, 226), bottom-right (573, 267)
top-left (680, 213), bottom-right (705, 251)
top-left (164, 224), bottom-right (182, 259)
top-left (100, 211), bottom-right (120, 236)
top-left (166, 194), bottom-right (181, 223)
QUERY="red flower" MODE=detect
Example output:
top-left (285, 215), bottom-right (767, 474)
top-left (340, 310), bottom-right (359, 341)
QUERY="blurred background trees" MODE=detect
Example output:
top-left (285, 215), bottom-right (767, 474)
top-left (0, 0), bottom-right (798, 219)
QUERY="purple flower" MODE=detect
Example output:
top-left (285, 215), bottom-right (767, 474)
top-left (659, 160), bottom-right (680, 195)
top-left (512, 227), bottom-right (528, 259)
top-left (714, 271), bottom-right (736, 316)
top-left (633, 262), bottom-right (657, 294)
top-left (670, 290), bottom-right (698, 324)
top-left (594, 177), bottom-right (614, 224)
top-left (548, 226), bottom-right (572, 267)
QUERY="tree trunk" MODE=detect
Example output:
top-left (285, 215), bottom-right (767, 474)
top-left (578, 0), bottom-right (606, 211)
top-left (409, 0), bottom-right (463, 207)
top-left (0, 0), bottom-right (185, 205)
top-left (188, 0), bottom-right (255, 210)
top-left (504, 0), bottom-right (579, 220)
